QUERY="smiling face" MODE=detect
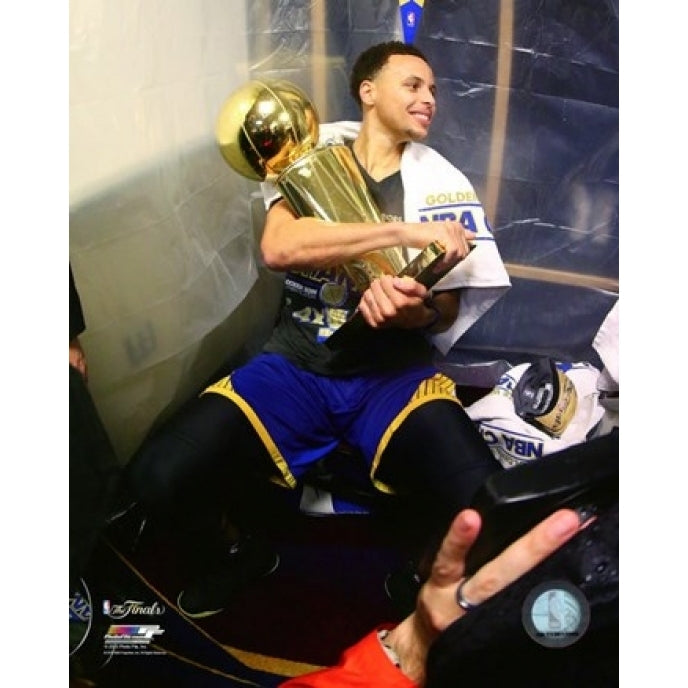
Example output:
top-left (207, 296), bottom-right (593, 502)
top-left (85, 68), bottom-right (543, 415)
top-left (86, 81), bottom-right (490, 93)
top-left (361, 53), bottom-right (437, 143)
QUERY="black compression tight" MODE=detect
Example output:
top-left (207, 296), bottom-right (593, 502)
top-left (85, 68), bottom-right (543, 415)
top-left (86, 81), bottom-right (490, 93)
top-left (379, 399), bottom-right (499, 516)
top-left (126, 392), bottom-right (270, 535)
top-left (376, 399), bottom-right (501, 566)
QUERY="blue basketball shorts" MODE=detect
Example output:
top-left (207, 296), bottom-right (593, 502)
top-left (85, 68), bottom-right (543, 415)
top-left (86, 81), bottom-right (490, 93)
top-left (202, 352), bottom-right (461, 493)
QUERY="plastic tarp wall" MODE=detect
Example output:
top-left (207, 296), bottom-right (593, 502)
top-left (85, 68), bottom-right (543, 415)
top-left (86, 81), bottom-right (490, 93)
top-left (70, 0), bottom-right (618, 461)
top-left (421, 0), bottom-right (619, 378)
top-left (246, 0), bottom-right (618, 383)
top-left (70, 1), bottom-right (283, 462)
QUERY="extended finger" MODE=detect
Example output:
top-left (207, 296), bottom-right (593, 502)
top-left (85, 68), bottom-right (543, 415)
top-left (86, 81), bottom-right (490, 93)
top-left (391, 275), bottom-right (426, 298)
top-left (457, 508), bottom-right (581, 606)
top-left (428, 509), bottom-right (481, 587)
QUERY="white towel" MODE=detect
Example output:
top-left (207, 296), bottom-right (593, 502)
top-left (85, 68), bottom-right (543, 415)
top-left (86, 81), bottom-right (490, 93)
top-left (262, 121), bottom-right (511, 355)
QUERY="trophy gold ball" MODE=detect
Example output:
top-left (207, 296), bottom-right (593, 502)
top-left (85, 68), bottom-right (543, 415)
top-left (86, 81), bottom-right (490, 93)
top-left (215, 79), bottom-right (320, 182)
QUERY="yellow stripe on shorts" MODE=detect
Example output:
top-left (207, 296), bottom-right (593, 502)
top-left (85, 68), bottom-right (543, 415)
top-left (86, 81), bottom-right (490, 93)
top-left (371, 372), bottom-right (462, 494)
top-left (202, 375), bottom-right (297, 489)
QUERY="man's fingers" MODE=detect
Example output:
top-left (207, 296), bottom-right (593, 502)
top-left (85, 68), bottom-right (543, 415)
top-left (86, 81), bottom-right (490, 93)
top-left (391, 274), bottom-right (425, 297)
top-left (458, 509), bottom-right (582, 606)
top-left (428, 509), bottom-right (481, 586)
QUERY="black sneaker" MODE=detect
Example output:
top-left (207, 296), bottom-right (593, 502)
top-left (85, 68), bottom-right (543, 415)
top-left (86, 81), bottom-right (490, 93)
top-left (177, 535), bottom-right (279, 619)
top-left (384, 560), bottom-right (422, 620)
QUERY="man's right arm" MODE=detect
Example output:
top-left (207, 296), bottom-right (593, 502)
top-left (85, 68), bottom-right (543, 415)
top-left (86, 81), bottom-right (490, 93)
top-left (260, 199), bottom-right (474, 275)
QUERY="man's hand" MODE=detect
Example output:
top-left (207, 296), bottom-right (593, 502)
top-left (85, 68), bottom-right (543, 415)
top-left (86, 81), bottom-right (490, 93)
top-left (357, 275), bottom-right (427, 330)
top-left (412, 221), bottom-right (475, 274)
top-left (385, 508), bottom-right (584, 685)
top-left (357, 276), bottom-right (459, 333)
top-left (70, 337), bottom-right (88, 381)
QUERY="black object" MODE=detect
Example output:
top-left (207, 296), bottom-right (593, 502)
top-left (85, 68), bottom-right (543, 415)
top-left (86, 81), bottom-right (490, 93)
top-left (512, 357), bottom-right (560, 419)
top-left (464, 431), bottom-right (618, 576)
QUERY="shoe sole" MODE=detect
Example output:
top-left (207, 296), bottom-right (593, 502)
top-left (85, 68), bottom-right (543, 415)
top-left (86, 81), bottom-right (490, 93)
top-left (176, 554), bottom-right (280, 619)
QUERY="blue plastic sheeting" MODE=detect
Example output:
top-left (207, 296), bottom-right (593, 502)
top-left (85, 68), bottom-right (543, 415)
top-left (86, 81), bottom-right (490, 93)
top-left (247, 0), bottom-right (618, 379)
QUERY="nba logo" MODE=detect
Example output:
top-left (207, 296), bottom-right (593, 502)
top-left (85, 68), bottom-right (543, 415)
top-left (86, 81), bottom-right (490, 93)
top-left (103, 600), bottom-right (111, 615)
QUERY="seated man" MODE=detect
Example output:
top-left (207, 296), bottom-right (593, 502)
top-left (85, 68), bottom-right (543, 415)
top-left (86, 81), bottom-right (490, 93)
top-left (123, 40), bottom-right (510, 619)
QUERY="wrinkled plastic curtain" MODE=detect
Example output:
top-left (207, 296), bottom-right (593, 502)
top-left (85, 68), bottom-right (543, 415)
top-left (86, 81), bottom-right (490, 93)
top-left (420, 0), bottom-right (619, 375)
top-left (246, 0), bottom-right (618, 379)
top-left (69, 1), bottom-right (283, 462)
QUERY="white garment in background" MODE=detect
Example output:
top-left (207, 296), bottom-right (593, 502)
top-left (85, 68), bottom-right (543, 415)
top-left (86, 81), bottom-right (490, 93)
top-left (592, 299), bottom-right (619, 435)
top-left (465, 361), bottom-right (606, 469)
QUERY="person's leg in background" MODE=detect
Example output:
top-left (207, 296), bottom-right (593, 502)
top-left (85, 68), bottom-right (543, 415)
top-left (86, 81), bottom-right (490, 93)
top-left (70, 365), bottom-right (123, 593)
top-left (70, 364), bottom-right (125, 680)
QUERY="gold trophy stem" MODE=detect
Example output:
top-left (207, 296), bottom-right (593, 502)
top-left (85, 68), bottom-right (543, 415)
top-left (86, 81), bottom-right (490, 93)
top-left (277, 144), bottom-right (444, 293)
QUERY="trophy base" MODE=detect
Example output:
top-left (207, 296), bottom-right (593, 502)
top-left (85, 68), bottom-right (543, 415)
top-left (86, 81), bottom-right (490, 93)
top-left (325, 241), bottom-right (455, 350)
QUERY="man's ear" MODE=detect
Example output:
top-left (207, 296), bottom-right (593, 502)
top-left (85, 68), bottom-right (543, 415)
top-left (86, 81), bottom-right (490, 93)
top-left (359, 79), bottom-right (375, 106)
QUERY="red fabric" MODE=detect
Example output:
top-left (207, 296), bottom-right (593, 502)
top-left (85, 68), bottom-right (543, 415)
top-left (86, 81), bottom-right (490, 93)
top-left (280, 625), bottom-right (417, 688)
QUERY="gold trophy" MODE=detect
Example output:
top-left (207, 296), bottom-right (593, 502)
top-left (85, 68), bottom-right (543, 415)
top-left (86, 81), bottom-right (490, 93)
top-left (215, 79), bottom-right (449, 346)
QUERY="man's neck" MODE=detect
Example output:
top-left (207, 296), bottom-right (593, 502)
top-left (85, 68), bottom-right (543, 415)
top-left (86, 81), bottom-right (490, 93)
top-left (352, 125), bottom-right (406, 182)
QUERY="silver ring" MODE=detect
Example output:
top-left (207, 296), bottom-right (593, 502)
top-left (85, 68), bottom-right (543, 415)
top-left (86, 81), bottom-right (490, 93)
top-left (455, 577), bottom-right (479, 611)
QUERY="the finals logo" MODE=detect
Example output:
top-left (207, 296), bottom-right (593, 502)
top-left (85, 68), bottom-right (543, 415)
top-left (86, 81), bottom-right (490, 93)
top-left (102, 599), bottom-right (166, 619)
top-left (100, 598), bottom-right (167, 655)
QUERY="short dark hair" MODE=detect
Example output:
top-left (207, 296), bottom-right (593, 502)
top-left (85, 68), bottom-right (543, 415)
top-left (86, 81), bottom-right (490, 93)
top-left (349, 41), bottom-right (430, 108)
